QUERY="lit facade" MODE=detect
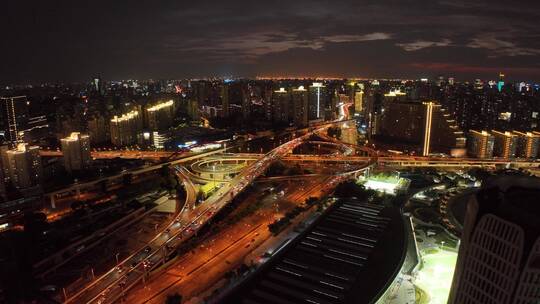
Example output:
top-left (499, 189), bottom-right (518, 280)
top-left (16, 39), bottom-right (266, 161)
top-left (271, 88), bottom-right (290, 125)
top-left (354, 90), bottom-right (364, 113)
top-left (308, 82), bottom-right (325, 121)
top-left (423, 102), bottom-right (434, 156)
top-left (0, 154), bottom-right (5, 201)
top-left (0, 96), bottom-right (29, 143)
top-left (468, 130), bottom-right (494, 158)
top-left (146, 100), bottom-right (175, 131)
top-left (292, 86), bottom-right (308, 128)
top-left (61, 132), bottom-right (91, 172)
top-left (87, 114), bottom-right (108, 145)
top-left (110, 110), bottom-right (142, 146)
top-left (221, 84), bottom-right (229, 118)
top-left (379, 101), bottom-right (466, 155)
top-left (492, 130), bottom-right (517, 159)
top-left (4, 143), bottom-right (42, 189)
top-left (514, 131), bottom-right (540, 159)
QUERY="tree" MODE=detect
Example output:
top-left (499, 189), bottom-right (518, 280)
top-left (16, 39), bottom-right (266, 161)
top-left (305, 197), bottom-right (318, 205)
top-left (334, 181), bottom-right (370, 199)
top-left (165, 293), bottom-right (183, 304)
top-left (196, 189), bottom-right (205, 203)
top-left (266, 161), bottom-right (287, 176)
top-left (97, 180), bottom-right (108, 193)
top-left (71, 200), bottom-right (84, 210)
top-left (122, 173), bottom-right (133, 186)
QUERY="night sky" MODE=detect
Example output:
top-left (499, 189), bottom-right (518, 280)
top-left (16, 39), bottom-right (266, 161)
top-left (2, 0), bottom-right (540, 83)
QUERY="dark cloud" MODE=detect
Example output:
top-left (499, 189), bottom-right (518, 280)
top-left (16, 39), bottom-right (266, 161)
top-left (2, 0), bottom-right (540, 83)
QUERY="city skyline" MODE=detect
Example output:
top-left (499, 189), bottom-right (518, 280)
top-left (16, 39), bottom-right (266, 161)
top-left (2, 1), bottom-right (540, 83)
top-left (2, 2), bottom-right (540, 304)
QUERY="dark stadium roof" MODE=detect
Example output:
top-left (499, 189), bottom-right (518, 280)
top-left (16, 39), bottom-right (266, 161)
top-left (217, 198), bottom-right (406, 304)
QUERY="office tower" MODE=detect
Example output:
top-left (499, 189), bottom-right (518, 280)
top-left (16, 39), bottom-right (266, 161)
top-left (110, 110), bottom-right (143, 146)
top-left (271, 88), bottom-right (290, 125)
top-left (264, 86), bottom-right (274, 122)
top-left (422, 102), bottom-right (434, 156)
top-left (497, 72), bottom-right (505, 92)
top-left (0, 96), bottom-right (29, 143)
top-left (383, 89), bottom-right (407, 102)
top-left (468, 130), bottom-right (494, 158)
top-left (146, 100), bottom-right (175, 131)
top-left (347, 81), bottom-right (356, 101)
top-left (198, 81), bottom-right (208, 103)
top-left (448, 175), bottom-right (540, 304)
top-left (0, 146), bottom-right (5, 201)
top-left (292, 86), bottom-right (309, 128)
top-left (354, 90), bottom-right (364, 113)
top-left (365, 87), bottom-right (384, 137)
top-left (448, 77), bottom-right (455, 85)
top-left (5, 143), bottom-right (42, 190)
top-left (514, 131), bottom-right (540, 159)
top-left (337, 94), bottom-right (351, 120)
top-left (492, 131), bottom-right (517, 159)
top-left (221, 84), bottom-right (229, 118)
top-left (325, 89), bottom-right (338, 121)
top-left (0, 144), bottom-right (9, 178)
top-left (308, 82), bottom-right (325, 121)
top-left (91, 77), bottom-right (104, 95)
top-left (0, 170), bottom-right (5, 202)
top-left (188, 97), bottom-right (200, 121)
top-left (87, 114), bottom-right (108, 145)
top-left (241, 87), bottom-right (251, 120)
top-left (61, 132), bottom-right (91, 172)
top-left (379, 101), bottom-right (466, 155)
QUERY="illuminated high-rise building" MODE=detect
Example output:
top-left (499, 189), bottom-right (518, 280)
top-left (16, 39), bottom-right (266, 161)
top-left (326, 89), bottom-right (338, 121)
top-left (380, 101), bottom-right (465, 155)
top-left (5, 143), bottom-right (42, 190)
top-left (110, 110), bottom-right (143, 146)
top-left (492, 130), bottom-right (517, 159)
top-left (0, 147), bottom-right (6, 201)
top-left (61, 132), bottom-right (91, 172)
top-left (497, 72), bottom-right (505, 92)
top-left (146, 100), bottom-right (175, 131)
top-left (514, 131), bottom-right (540, 159)
top-left (87, 114), bottom-right (108, 145)
top-left (91, 77), bottom-right (104, 95)
top-left (308, 82), bottom-right (325, 121)
top-left (292, 86), bottom-right (308, 128)
top-left (468, 130), bottom-right (494, 158)
top-left (354, 90), bottom-right (364, 113)
top-left (241, 87), bottom-right (251, 120)
top-left (448, 175), bottom-right (540, 304)
top-left (383, 89), bottom-right (406, 102)
top-left (0, 96), bottom-right (29, 143)
top-left (188, 97), bottom-right (200, 121)
top-left (422, 102), bottom-right (434, 156)
top-left (271, 88), bottom-right (290, 125)
top-left (221, 84), bottom-right (230, 118)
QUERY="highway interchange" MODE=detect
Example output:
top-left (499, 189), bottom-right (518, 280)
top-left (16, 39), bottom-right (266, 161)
top-left (39, 118), bottom-right (540, 304)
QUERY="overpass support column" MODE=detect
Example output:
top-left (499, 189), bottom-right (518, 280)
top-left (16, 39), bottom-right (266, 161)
top-left (364, 167), bottom-right (371, 178)
top-left (50, 195), bottom-right (56, 209)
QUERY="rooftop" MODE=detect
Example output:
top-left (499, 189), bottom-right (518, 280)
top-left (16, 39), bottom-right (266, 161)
top-left (218, 198), bottom-right (405, 304)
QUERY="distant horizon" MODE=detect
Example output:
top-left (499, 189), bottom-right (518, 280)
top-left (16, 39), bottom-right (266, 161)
top-left (2, 73), bottom-right (540, 87)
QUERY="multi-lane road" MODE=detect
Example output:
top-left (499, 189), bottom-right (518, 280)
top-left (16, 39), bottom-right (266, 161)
top-left (123, 175), bottom-right (341, 303)
top-left (63, 126), bottom-right (318, 304)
